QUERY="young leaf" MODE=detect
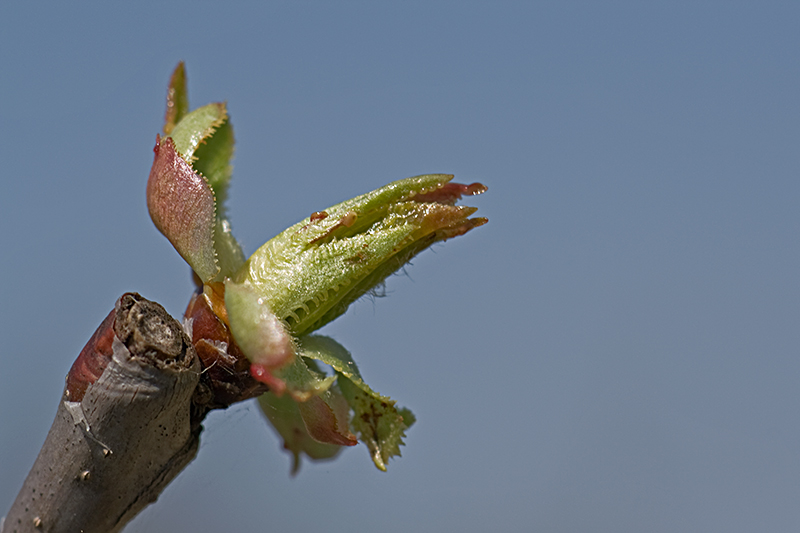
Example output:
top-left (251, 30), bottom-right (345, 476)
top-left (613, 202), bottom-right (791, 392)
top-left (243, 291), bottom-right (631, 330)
top-left (147, 136), bottom-right (219, 282)
top-left (254, 353), bottom-right (356, 451)
top-left (159, 64), bottom-right (245, 279)
top-left (299, 335), bottom-right (415, 471)
top-left (163, 61), bottom-right (188, 135)
top-left (191, 118), bottom-right (245, 278)
top-left (193, 118), bottom-right (234, 211)
top-left (169, 103), bottom-right (228, 163)
top-left (169, 102), bottom-right (244, 278)
top-left (223, 281), bottom-right (295, 373)
top-left (234, 175), bottom-right (487, 336)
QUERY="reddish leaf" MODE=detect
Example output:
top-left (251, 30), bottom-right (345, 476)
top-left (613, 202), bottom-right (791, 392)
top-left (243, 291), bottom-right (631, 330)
top-left (147, 136), bottom-right (219, 282)
top-left (296, 393), bottom-right (358, 447)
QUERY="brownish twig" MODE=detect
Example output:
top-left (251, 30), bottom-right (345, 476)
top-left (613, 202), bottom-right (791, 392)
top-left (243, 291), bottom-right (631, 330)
top-left (3, 294), bottom-right (202, 533)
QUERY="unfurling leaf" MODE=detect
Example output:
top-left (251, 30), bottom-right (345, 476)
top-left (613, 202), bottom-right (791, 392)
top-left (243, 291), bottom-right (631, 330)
top-left (257, 336), bottom-right (413, 472)
top-left (224, 280), bottom-right (343, 405)
top-left (163, 61), bottom-right (188, 135)
top-left (225, 175), bottom-right (480, 470)
top-left (299, 335), bottom-right (415, 471)
top-left (150, 67), bottom-right (245, 281)
top-left (170, 104), bottom-right (245, 278)
top-left (169, 103), bottom-right (228, 164)
top-left (235, 174), bottom-right (487, 336)
top-left (223, 281), bottom-right (295, 374)
top-left (252, 352), bottom-right (357, 459)
top-left (150, 63), bottom-right (487, 475)
top-left (147, 135), bottom-right (219, 282)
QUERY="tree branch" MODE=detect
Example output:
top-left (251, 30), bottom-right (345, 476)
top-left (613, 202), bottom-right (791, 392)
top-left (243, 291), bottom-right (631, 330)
top-left (3, 293), bottom-right (202, 533)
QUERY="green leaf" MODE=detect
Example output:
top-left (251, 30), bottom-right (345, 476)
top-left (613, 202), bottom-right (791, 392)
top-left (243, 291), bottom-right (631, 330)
top-left (167, 98), bottom-right (245, 279)
top-left (193, 119), bottom-right (234, 213)
top-left (169, 102), bottom-right (227, 163)
top-left (235, 175), bottom-right (487, 336)
top-left (223, 280), bottom-right (296, 373)
top-left (224, 281), bottom-right (340, 399)
top-left (213, 219), bottom-right (246, 280)
top-left (163, 61), bottom-right (188, 135)
top-left (226, 281), bottom-right (357, 451)
top-left (299, 335), bottom-right (415, 471)
top-left (194, 118), bottom-right (245, 278)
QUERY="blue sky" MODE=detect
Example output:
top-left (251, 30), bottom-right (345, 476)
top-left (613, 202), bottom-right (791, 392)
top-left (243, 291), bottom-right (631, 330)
top-left (1, 2), bottom-right (799, 531)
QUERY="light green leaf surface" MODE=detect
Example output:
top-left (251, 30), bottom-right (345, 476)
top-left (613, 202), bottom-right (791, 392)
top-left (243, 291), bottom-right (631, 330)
top-left (223, 281), bottom-right (296, 370)
top-left (163, 62), bottom-right (188, 135)
top-left (193, 119), bottom-right (234, 211)
top-left (169, 102), bottom-right (227, 163)
top-left (213, 219), bottom-right (246, 280)
top-left (235, 174), bottom-right (484, 336)
top-left (225, 280), bottom-right (336, 401)
top-left (194, 118), bottom-right (245, 278)
top-left (300, 335), bottom-right (415, 471)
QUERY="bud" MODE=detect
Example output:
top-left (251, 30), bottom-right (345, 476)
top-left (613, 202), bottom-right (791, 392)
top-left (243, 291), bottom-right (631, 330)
top-left (146, 63), bottom-right (487, 471)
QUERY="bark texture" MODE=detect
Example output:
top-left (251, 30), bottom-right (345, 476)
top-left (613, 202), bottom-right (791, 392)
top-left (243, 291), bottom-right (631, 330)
top-left (3, 293), bottom-right (202, 533)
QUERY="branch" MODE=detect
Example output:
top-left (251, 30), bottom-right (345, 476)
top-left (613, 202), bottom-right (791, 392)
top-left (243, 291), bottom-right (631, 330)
top-left (3, 293), bottom-right (202, 533)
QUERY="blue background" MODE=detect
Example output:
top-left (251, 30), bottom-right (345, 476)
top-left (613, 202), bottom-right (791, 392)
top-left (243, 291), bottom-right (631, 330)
top-left (2, 2), bottom-right (799, 531)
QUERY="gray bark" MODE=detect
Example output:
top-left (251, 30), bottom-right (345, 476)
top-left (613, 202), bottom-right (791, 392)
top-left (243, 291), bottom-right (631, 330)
top-left (3, 294), bottom-right (203, 533)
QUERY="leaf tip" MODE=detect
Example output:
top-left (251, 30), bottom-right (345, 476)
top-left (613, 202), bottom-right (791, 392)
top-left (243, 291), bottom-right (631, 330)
top-left (164, 61), bottom-right (188, 135)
